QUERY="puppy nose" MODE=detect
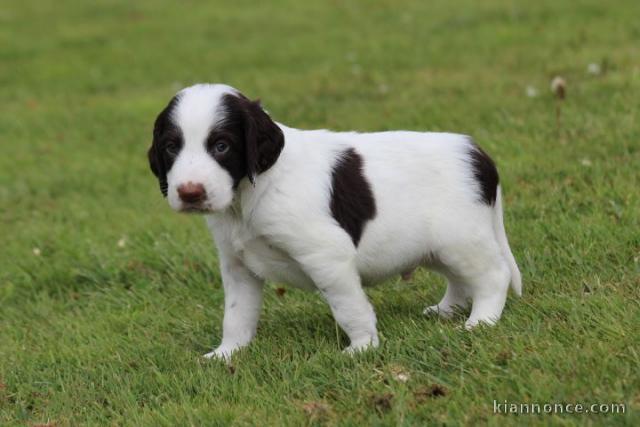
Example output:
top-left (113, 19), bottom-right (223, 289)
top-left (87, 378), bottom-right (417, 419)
top-left (177, 182), bottom-right (206, 203)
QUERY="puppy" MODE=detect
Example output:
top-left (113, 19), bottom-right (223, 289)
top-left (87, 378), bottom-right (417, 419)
top-left (147, 84), bottom-right (521, 359)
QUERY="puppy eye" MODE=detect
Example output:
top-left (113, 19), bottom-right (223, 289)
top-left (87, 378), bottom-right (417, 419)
top-left (165, 141), bottom-right (179, 156)
top-left (214, 141), bottom-right (229, 154)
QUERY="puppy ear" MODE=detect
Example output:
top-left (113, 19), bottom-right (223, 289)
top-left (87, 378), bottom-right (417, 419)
top-left (240, 98), bottom-right (284, 184)
top-left (148, 133), bottom-right (168, 197)
top-left (148, 98), bottom-right (177, 197)
top-left (148, 126), bottom-right (161, 177)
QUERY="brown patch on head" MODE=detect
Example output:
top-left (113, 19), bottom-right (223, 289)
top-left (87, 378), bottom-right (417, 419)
top-left (217, 93), bottom-right (284, 186)
top-left (148, 95), bottom-right (182, 197)
top-left (275, 287), bottom-right (286, 297)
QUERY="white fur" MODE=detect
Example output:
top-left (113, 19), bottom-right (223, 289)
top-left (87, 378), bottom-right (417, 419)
top-left (164, 84), bottom-right (521, 360)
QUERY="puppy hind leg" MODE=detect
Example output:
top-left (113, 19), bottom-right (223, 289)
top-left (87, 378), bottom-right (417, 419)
top-left (464, 260), bottom-right (510, 329)
top-left (423, 277), bottom-right (469, 318)
top-left (435, 237), bottom-right (511, 329)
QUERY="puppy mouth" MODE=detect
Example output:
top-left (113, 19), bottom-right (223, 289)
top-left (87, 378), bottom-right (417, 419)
top-left (179, 203), bottom-right (214, 214)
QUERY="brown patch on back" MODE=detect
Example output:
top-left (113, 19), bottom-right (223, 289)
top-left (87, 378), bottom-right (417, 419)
top-left (467, 139), bottom-right (499, 205)
top-left (330, 148), bottom-right (377, 246)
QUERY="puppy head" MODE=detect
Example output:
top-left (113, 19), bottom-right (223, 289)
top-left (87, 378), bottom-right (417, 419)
top-left (147, 84), bottom-right (284, 213)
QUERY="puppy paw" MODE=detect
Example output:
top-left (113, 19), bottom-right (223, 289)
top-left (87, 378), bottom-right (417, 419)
top-left (423, 304), bottom-right (440, 316)
top-left (464, 316), bottom-right (498, 330)
top-left (424, 304), bottom-right (453, 318)
top-left (343, 335), bottom-right (379, 355)
top-left (202, 346), bottom-right (236, 361)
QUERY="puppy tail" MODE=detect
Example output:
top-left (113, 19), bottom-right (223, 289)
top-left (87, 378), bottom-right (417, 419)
top-left (493, 186), bottom-right (522, 296)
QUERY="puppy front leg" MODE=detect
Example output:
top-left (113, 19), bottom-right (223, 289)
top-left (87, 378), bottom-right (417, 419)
top-left (303, 257), bottom-right (379, 353)
top-left (203, 257), bottom-right (264, 360)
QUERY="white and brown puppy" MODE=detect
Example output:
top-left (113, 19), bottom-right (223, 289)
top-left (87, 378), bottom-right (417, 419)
top-left (148, 83), bottom-right (521, 359)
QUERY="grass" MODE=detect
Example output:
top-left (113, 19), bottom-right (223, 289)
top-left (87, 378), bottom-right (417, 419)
top-left (1, 0), bottom-right (639, 425)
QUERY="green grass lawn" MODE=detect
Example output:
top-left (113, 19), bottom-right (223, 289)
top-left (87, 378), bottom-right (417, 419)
top-left (1, 0), bottom-right (639, 425)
